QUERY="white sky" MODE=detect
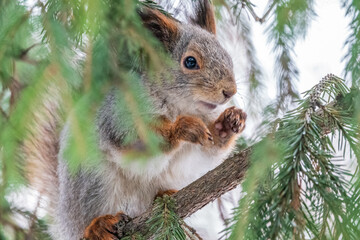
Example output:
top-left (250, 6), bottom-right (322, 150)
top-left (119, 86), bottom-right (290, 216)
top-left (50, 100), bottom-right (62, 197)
top-left (251, 0), bottom-right (350, 99)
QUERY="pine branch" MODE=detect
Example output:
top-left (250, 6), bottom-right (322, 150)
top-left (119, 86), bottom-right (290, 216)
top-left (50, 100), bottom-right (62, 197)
top-left (268, 0), bottom-right (315, 113)
top-left (237, 14), bottom-right (265, 115)
top-left (227, 74), bottom-right (359, 239)
top-left (146, 195), bottom-right (186, 239)
top-left (232, 0), bottom-right (275, 24)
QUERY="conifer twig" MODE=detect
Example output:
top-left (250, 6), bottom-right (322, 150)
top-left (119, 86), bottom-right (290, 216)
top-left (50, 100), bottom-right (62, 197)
top-left (183, 222), bottom-right (203, 240)
top-left (239, 0), bottom-right (275, 24)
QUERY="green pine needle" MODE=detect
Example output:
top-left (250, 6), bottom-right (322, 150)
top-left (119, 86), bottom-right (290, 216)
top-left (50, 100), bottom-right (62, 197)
top-left (227, 74), bottom-right (360, 239)
top-left (147, 195), bottom-right (186, 240)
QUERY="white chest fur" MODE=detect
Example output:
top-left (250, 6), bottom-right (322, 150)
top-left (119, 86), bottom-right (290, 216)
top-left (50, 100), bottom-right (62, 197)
top-left (160, 143), bottom-right (232, 189)
top-left (101, 141), bottom-right (234, 217)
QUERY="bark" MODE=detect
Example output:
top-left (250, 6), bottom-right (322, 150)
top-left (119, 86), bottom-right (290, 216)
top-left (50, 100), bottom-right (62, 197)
top-left (121, 147), bottom-right (252, 237)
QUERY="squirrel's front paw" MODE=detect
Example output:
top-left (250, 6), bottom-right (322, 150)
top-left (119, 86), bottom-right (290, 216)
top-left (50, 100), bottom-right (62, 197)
top-left (174, 116), bottom-right (214, 146)
top-left (83, 212), bottom-right (131, 240)
top-left (214, 106), bottom-right (247, 142)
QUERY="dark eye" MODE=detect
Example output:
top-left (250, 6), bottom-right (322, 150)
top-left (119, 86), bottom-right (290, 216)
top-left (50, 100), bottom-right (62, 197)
top-left (184, 56), bottom-right (199, 70)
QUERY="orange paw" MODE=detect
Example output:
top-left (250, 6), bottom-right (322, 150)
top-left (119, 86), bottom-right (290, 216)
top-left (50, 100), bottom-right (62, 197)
top-left (83, 212), bottom-right (131, 240)
top-left (214, 107), bottom-right (246, 142)
top-left (156, 189), bottom-right (178, 199)
top-left (174, 116), bottom-right (213, 146)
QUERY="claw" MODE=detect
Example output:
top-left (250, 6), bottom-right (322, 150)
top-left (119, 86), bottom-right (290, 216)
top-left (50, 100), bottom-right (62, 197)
top-left (206, 131), bottom-right (214, 142)
top-left (225, 110), bottom-right (232, 119)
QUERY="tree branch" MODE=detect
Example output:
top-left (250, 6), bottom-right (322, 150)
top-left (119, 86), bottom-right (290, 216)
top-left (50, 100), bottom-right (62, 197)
top-left (121, 148), bottom-right (252, 237)
top-left (120, 94), bottom-right (350, 238)
top-left (240, 0), bottom-right (276, 24)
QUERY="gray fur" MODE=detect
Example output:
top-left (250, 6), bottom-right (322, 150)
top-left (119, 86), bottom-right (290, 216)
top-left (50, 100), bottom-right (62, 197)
top-left (50, 7), bottom-right (237, 240)
top-left (144, 24), bottom-right (235, 122)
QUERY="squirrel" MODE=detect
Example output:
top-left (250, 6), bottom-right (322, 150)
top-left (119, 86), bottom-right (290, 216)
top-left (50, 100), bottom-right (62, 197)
top-left (24, 1), bottom-right (247, 239)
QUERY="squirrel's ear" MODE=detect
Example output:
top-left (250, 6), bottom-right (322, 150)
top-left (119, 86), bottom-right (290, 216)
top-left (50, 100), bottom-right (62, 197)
top-left (190, 0), bottom-right (216, 35)
top-left (139, 8), bottom-right (179, 51)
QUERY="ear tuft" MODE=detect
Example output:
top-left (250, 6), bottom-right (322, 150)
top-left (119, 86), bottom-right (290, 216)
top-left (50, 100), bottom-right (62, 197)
top-left (138, 8), bottom-right (179, 51)
top-left (190, 0), bottom-right (216, 35)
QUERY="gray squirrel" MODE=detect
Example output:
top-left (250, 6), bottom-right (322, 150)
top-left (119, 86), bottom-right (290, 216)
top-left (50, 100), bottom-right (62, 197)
top-left (24, 1), bottom-right (247, 239)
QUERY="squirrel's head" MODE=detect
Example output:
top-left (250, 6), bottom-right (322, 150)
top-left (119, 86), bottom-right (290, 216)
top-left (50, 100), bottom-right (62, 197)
top-left (139, 1), bottom-right (236, 114)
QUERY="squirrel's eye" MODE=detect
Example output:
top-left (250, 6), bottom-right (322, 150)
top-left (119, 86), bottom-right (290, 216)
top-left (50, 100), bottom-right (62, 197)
top-left (184, 56), bottom-right (199, 70)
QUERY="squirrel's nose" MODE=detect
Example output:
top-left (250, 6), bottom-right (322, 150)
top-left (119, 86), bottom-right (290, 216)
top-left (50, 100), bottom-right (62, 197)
top-left (222, 88), bottom-right (236, 99)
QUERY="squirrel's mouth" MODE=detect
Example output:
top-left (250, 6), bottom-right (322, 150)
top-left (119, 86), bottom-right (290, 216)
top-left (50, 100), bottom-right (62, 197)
top-left (198, 101), bottom-right (217, 110)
